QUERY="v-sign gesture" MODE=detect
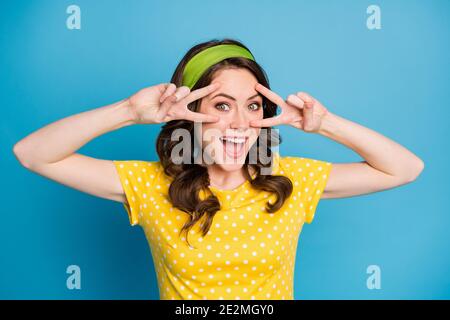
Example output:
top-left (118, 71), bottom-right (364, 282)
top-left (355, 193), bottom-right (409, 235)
top-left (249, 83), bottom-right (328, 133)
top-left (128, 82), bottom-right (221, 124)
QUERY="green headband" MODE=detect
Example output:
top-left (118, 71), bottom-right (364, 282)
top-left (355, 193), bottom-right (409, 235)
top-left (182, 44), bottom-right (256, 89)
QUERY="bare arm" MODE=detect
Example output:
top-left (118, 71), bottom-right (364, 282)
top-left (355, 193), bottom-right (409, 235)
top-left (12, 82), bottom-right (221, 204)
top-left (318, 112), bottom-right (425, 199)
top-left (250, 84), bottom-right (425, 200)
top-left (12, 98), bottom-right (136, 203)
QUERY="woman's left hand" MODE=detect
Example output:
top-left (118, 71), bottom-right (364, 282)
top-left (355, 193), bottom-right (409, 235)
top-left (250, 83), bottom-right (329, 133)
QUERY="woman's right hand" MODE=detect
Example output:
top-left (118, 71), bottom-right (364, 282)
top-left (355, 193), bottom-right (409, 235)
top-left (13, 82), bottom-right (223, 208)
top-left (127, 82), bottom-right (221, 124)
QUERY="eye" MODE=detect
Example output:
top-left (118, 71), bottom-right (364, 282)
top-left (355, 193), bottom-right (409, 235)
top-left (248, 103), bottom-right (261, 111)
top-left (215, 103), bottom-right (230, 111)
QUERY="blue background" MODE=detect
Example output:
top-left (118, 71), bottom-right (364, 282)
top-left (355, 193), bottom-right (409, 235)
top-left (1, 0), bottom-right (449, 299)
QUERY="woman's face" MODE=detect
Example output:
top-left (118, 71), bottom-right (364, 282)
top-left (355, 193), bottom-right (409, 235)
top-left (197, 68), bottom-right (264, 172)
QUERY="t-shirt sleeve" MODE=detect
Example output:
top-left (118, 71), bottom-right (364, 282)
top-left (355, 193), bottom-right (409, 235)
top-left (112, 160), bottom-right (157, 227)
top-left (279, 154), bottom-right (332, 224)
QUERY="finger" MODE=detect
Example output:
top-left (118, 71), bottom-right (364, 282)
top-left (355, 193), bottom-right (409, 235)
top-left (255, 83), bottom-right (287, 108)
top-left (159, 83), bottom-right (177, 103)
top-left (159, 85), bottom-right (174, 104)
top-left (296, 92), bottom-right (314, 108)
top-left (286, 94), bottom-right (304, 109)
top-left (158, 95), bottom-right (178, 119)
top-left (174, 86), bottom-right (191, 102)
top-left (182, 82), bottom-right (221, 105)
top-left (249, 115), bottom-right (284, 128)
top-left (302, 99), bottom-right (315, 130)
top-left (183, 110), bottom-right (220, 123)
top-left (155, 82), bottom-right (170, 92)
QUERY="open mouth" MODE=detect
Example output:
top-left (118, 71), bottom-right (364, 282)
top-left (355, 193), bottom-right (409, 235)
top-left (219, 136), bottom-right (249, 159)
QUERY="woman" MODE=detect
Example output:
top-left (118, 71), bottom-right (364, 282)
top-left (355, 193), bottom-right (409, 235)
top-left (12, 38), bottom-right (424, 300)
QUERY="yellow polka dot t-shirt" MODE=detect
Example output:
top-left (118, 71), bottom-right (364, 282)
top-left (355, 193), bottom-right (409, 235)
top-left (113, 152), bottom-right (332, 300)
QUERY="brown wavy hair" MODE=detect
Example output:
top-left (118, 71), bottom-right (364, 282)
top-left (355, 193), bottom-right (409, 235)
top-left (156, 38), bottom-right (293, 247)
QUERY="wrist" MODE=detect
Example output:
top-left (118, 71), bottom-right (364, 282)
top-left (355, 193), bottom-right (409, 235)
top-left (123, 98), bottom-right (139, 125)
top-left (317, 111), bottom-right (337, 137)
top-left (113, 98), bottom-right (138, 127)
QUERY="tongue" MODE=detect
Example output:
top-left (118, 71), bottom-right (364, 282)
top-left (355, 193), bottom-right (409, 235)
top-left (223, 140), bottom-right (244, 158)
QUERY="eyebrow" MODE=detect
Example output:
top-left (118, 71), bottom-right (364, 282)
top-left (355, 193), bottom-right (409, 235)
top-left (210, 93), bottom-right (262, 101)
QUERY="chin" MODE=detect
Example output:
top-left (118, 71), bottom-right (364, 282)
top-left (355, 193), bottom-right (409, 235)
top-left (202, 150), bottom-right (248, 169)
top-left (215, 161), bottom-right (246, 172)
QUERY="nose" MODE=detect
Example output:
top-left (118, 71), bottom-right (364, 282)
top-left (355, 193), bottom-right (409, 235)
top-left (230, 109), bottom-right (249, 130)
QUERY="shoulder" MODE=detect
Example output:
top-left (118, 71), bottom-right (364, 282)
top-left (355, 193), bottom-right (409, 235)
top-left (274, 152), bottom-right (332, 176)
top-left (113, 159), bottom-right (166, 185)
top-left (113, 159), bottom-right (162, 171)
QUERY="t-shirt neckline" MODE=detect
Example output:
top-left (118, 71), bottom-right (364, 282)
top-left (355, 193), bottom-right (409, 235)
top-left (207, 152), bottom-right (280, 194)
top-left (209, 178), bottom-right (252, 194)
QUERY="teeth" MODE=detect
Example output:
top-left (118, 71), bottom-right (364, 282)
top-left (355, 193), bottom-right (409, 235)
top-left (220, 137), bottom-right (246, 144)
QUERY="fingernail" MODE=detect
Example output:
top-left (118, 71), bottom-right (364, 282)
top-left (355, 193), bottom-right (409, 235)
top-left (288, 95), bottom-right (300, 104)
